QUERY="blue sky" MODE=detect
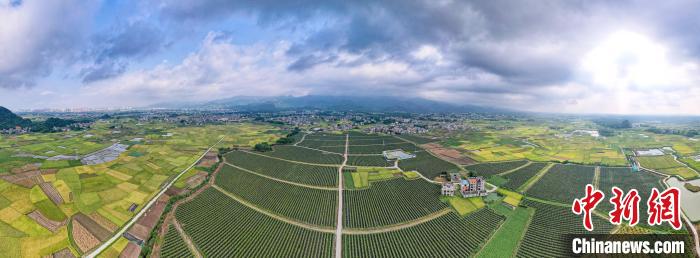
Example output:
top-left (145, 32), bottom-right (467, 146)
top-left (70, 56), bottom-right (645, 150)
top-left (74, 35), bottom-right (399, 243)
top-left (2, 0), bottom-right (700, 114)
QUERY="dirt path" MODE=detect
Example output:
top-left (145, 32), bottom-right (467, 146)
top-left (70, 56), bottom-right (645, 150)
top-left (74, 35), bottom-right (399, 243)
top-left (240, 149), bottom-right (341, 167)
top-left (211, 185), bottom-right (336, 233)
top-left (518, 163), bottom-right (554, 193)
top-left (172, 219), bottom-right (203, 258)
top-left (593, 166), bottom-right (601, 189)
top-left (497, 161), bottom-right (532, 176)
top-left (343, 208), bottom-right (451, 235)
top-left (294, 133), bottom-right (308, 146)
top-left (335, 134), bottom-right (349, 258)
top-left (223, 162), bottom-right (337, 190)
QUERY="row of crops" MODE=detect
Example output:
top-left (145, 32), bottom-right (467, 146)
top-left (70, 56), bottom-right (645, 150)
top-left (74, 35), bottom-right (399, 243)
top-left (597, 167), bottom-right (672, 231)
top-left (517, 199), bottom-right (614, 257)
top-left (398, 151), bottom-right (460, 179)
top-left (160, 224), bottom-right (194, 258)
top-left (176, 188), bottom-right (334, 257)
top-left (501, 162), bottom-right (549, 191)
top-left (465, 160), bottom-right (529, 177)
top-left (347, 137), bottom-right (405, 146)
top-left (343, 209), bottom-right (504, 257)
top-left (216, 164), bottom-right (338, 227)
top-left (343, 178), bottom-right (448, 228)
top-left (395, 134), bottom-right (438, 144)
top-left (526, 164), bottom-right (595, 204)
top-left (262, 145), bottom-right (343, 165)
top-left (348, 142), bottom-right (419, 154)
top-left (346, 155), bottom-right (393, 167)
top-left (299, 139), bottom-right (347, 148)
top-left (225, 150), bottom-right (338, 187)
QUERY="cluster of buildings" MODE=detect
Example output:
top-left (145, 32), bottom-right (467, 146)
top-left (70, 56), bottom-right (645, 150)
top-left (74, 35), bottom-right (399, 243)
top-left (441, 173), bottom-right (487, 198)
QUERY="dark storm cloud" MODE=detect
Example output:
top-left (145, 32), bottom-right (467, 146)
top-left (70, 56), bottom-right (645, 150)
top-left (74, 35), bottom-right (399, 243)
top-left (154, 0), bottom-right (700, 96)
top-left (80, 21), bottom-right (166, 83)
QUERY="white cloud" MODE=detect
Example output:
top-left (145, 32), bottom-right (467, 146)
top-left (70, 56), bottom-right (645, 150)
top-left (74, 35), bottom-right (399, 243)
top-left (0, 0), bottom-right (97, 87)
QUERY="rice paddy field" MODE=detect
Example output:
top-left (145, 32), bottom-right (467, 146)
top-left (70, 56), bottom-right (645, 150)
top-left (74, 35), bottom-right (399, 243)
top-left (0, 121), bottom-right (282, 257)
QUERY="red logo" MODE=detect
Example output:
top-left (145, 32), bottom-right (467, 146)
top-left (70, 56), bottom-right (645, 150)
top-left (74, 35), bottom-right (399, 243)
top-left (572, 186), bottom-right (682, 230)
top-left (647, 187), bottom-right (682, 230)
top-left (572, 184), bottom-right (605, 231)
top-left (609, 187), bottom-right (640, 226)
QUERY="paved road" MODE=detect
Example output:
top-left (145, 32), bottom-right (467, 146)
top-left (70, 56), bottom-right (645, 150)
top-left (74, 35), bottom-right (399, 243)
top-left (85, 136), bottom-right (225, 258)
top-left (335, 134), bottom-right (348, 258)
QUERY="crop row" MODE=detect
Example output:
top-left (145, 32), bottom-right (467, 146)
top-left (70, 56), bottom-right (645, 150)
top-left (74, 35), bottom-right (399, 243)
top-left (501, 162), bottom-right (548, 190)
top-left (262, 145), bottom-right (343, 164)
top-left (224, 151), bottom-right (338, 187)
top-left (216, 164), bottom-right (337, 227)
top-left (346, 155), bottom-right (393, 167)
top-left (525, 164), bottom-right (595, 204)
top-left (176, 188), bottom-right (334, 257)
top-left (348, 142), bottom-right (418, 154)
top-left (343, 208), bottom-right (504, 257)
top-left (347, 137), bottom-right (405, 146)
top-left (517, 199), bottom-right (614, 257)
top-left (394, 134), bottom-right (438, 144)
top-left (398, 151), bottom-right (460, 179)
top-left (160, 224), bottom-right (193, 258)
top-left (465, 160), bottom-right (529, 177)
top-left (343, 178), bottom-right (448, 228)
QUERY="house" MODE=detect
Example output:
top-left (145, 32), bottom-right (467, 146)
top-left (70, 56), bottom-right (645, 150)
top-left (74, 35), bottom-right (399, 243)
top-left (449, 173), bottom-right (461, 183)
top-left (460, 177), bottom-right (487, 197)
top-left (441, 182), bottom-right (455, 196)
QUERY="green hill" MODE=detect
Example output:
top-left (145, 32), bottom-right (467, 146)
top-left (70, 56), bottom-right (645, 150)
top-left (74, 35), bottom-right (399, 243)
top-left (0, 106), bottom-right (31, 130)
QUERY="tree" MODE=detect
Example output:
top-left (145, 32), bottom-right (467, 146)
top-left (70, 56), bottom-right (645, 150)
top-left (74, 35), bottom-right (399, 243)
top-left (254, 142), bottom-right (272, 152)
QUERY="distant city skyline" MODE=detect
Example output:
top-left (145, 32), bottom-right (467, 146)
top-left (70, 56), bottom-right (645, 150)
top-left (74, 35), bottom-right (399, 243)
top-left (2, 1), bottom-right (700, 114)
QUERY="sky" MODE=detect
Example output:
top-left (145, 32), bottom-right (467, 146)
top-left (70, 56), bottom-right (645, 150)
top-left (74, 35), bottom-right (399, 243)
top-left (1, 0), bottom-right (700, 114)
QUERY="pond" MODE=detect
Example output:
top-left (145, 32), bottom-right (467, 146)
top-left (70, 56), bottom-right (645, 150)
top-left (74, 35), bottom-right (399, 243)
top-left (666, 177), bottom-right (700, 222)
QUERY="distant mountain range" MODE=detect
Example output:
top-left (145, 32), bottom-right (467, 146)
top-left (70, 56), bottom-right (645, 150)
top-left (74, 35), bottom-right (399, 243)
top-left (0, 106), bottom-right (31, 130)
top-left (152, 95), bottom-right (509, 113)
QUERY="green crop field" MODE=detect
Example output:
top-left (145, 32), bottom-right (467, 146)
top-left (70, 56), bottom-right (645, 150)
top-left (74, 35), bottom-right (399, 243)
top-left (343, 178), bottom-right (448, 228)
top-left (176, 188), bottom-right (334, 257)
top-left (160, 224), bottom-right (194, 258)
top-left (260, 145), bottom-right (343, 165)
top-left (216, 164), bottom-right (337, 227)
top-left (476, 206), bottom-right (534, 258)
top-left (398, 151), bottom-right (460, 179)
top-left (501, 162), bottom-right (549, 191)
top-left (343, 209), bottom-right (504, 257)
top-left (526, 164), bottom-right (595, 204)
top-left (346, 155), bottom-right (393, 167)
top-left (225, 150), bottom-right (338, 187)
top-left (517, 199), bottom-right (615, 257)
top-left (465, 160), bottom-right (528, 177)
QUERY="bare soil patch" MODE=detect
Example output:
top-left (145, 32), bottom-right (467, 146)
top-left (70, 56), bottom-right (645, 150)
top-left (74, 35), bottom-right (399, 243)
top-left (1, 170), bottom-right (43, 188)
top-left (73, 213), bottom-right (112, 241)
top-left (72, 219), bottom-right (101, 253)
top-left (87, 212), bottom-right (118, 232)
top-left (28, 210), bottom-right (66, 232)
top-left (422, 143), bottom-right (477, 165)
top-left (40, 182), bottom-right (64, 204)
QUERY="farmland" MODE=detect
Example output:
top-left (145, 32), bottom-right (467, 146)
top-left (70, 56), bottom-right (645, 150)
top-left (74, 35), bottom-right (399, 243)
top-left (516, 199), bottom-right (615, 257)
top-left (175, 188), bottom-right (334, 257)
top-left (224, 150), bottom-right (339, 187)
top-left (526, 164), bottom-right (596, 204)
top-left (215, 164), bottom-right (337, 227)
top-left (343, 178), bottom-right (448, 228)
top-left (465, 160), bottom-right (529, 177)
top-left (0, 121), bottom-right (282, 257)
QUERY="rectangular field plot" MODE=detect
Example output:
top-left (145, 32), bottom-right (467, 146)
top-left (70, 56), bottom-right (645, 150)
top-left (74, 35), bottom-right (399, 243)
top-left (396, 134), bottom-right (438, 144)
top-left (466, 160), bottom-right (529, 177)
top-left (343, 209), bottom-right (504, 257)
top-left (398, 152), bottom-right (460, 180)
top-left (525, 164), bottom-right (595, 204)
top-left (348, 137), bottom-right (405, 145)
top-left (348, 142), bottom-right (419, 155)
top-left (501, 162), bottom-right (549, 191)
top-left (298, 139), bottom-right (346, 148)
top-left (224, 151), bottom-right (338, 187)
top-left (343, 178), bottom-right (448, 228)
top-left (517, 199), bottom-right (614, 257)
top-left (176, 188), bottom-right (334, 257)
top-left (597, 167), bottom-right (670, 231)
top-left (346, 155), bottom-right (393, 167)
top-left (261, 145), bottom-right (343, 165)
top-left (216, 165), bottom-right (337, 227)
top-left (160, 224), bottom-right (194, 258)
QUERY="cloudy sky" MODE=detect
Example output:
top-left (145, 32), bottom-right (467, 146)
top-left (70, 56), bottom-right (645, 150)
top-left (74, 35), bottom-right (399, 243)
top-left (1, 0), bottom-right (700, 114)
